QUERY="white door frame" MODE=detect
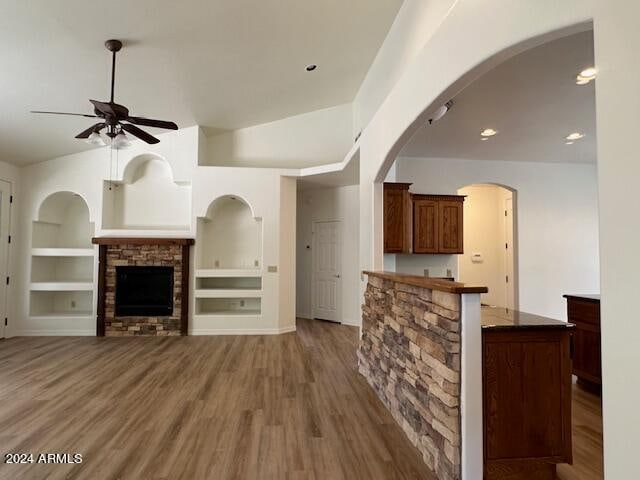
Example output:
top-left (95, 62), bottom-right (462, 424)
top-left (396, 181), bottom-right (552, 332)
top-left (504, 193), bottom-right (519, 311)
top-left (311, 220), bottom-right (342, 323)
top-left (0, 180), bottom-right (12, 339)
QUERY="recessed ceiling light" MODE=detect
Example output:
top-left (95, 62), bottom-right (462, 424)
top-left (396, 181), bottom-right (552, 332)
top-left (566, 132), bottom-right (585, 141)
top-left (305, 64), bottom-right (317, 72)
top-left (565, 141), bottom-right (574, 145)
top-left (576, 66), bottom-right (597, 85)
top-left (480, 128), bottom-right (498, 137)
top-left (480, 138), bottom-right (489, 141)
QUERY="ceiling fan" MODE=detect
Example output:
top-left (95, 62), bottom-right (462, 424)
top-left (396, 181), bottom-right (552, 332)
top-left (31, 39), bottom-right (178, 147)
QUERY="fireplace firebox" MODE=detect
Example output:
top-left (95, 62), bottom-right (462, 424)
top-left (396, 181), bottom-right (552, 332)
top-left (116, 266), bottom-right (174, 316)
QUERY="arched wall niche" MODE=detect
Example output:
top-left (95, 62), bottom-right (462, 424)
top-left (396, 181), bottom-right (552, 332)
top-left (196, 195), bottom-right (263, 270)
top-left (33, 191), bottom-right (94, 248)
top-left (102, 153), bottom-right (192, 231)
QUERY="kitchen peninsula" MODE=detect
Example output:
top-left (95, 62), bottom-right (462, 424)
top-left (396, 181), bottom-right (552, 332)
top-left (358, 271), bottom-right (574, 480)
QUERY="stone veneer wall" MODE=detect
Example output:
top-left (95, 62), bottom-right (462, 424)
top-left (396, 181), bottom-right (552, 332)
top-left (358, 275), bottom-right (462, 480)
top-left (105, 244), bottom-right (183, 336)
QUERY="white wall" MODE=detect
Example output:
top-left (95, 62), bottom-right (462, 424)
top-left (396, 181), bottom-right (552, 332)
top-left (391, 157), bottom-right (598, 320)
top-left (206, 103), bottom-right (353, 168)
top-left (458, 185), bottom-right (512, 307)
top-left (296, 184), bottom-right (360, 326)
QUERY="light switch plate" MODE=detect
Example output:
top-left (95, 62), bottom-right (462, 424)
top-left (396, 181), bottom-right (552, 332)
top-left (268, 265), bottom-right (278, 273)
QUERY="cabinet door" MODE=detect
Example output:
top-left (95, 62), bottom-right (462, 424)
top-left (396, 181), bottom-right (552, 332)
top-left (384, 186), bottom-right (411, 253)
top-left (572, 321), bottom-right (602, 384)
top-left (413, 199), bottom-right (438, 253)
top-left (438, 200), bottom-right (464, 253)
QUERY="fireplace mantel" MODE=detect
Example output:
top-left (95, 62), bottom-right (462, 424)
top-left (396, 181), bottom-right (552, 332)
top-left (94, 237), bottom-right (194, 336)
top-left (92, 237), bottom-right (195, 246)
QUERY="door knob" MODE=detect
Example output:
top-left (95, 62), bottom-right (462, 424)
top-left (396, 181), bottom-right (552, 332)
top-left (334, 274), bottom-right (341, 278)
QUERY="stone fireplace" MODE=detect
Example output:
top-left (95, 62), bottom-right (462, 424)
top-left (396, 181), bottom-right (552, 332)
top-left (92, 238), bottom-right (194, 336)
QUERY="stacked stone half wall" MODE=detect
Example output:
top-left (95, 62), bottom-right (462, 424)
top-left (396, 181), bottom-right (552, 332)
top-left (358, 275), bottom-right (462, 480)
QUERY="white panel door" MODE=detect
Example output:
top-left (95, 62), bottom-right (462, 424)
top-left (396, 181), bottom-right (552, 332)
top-left (0, 181), bottom-right (11, 338)
top-left (312, 221), bottom-right (342, 323)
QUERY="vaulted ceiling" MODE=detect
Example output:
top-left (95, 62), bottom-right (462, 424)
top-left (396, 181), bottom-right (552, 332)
top-left (0, 0), bottom-right (402, 164)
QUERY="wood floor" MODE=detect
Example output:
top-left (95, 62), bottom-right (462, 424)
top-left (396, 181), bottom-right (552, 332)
top-left (556, 382), bottom-right (604, 480)
top-left (0, 319), bottom-right (435, 480)
top-left (0, 319), bottom-right (604, 480)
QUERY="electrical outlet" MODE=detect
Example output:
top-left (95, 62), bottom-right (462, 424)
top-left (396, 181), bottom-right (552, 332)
top-left (71, 300), bottom-right (76, 309)
top-left (424, 269), bottom-right (430, 277)
top-left (214, 260), bottom-right (220, 268)
top-left (254, 260), bottom-right (259, 267)
top-left (240, 300), bottom-right (245, 307)
top-left (446, 269), bottom-right (452, 278)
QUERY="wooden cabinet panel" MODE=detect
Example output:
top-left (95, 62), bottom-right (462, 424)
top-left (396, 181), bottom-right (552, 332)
top-left (438, 200), bottom-right (464, 254)
top-left (564, 295), bottom-right (601, 387)
top-left (413, 198), bottom-right (438, 253)
top-left (483, 328), bottom-right (573, 476)
top-left (383, 183), bottom-right (412, 253)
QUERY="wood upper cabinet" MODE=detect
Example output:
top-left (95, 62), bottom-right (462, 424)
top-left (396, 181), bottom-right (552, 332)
top-left (413, 194), bottom-right (465, 254)
top-left (383, 183), bottom-right (412, 253)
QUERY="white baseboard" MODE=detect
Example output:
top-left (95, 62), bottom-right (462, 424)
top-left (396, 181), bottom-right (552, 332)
top-left (296, 312), bottom-right (312, 319)
top-left (15, 329), bottom-right (95, 336)
top-left (340, 320), bottom-right (361, 327)
top-left (191, 325), bottom-right (297, 336)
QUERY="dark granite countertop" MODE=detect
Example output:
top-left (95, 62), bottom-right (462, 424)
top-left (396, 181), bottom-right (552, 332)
top-left (563, 293), bottom-right (600, 302)
top-left (481, 306), bottom-right (575, 331)
top-left (363, 271), bottom-right (488, 294)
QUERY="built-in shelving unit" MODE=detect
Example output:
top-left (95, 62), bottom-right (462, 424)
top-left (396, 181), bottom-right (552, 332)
top-left (101, 154), bottom-right (192, 233)
top-left (194, 196), bottom-right (263, 320)
top-left (29, 192), bottom-right (95, 320)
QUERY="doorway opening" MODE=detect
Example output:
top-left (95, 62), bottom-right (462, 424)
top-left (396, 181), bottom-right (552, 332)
top-left (457, 184), bottom-right (517, 310)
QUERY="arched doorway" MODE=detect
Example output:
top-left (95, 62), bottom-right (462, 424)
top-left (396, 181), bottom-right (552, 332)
top-left (457, 183), bottom-right (518, 310)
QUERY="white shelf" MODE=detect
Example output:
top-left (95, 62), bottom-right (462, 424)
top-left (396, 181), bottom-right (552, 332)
top-left (195, 289), bottom-right (262, 298)
top-left (32, 248), bottom-right (95, 257)
top-left (30, 312), bottom-right (93, 320)
top-left (194, 310), bottom-right (262, 318)
top-left (30, 282), bottom-right (94, 291)
top-left (195, 269), bottom-right (262, 278)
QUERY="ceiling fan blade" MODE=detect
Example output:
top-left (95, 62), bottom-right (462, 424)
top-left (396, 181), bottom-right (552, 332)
top-left (121, 123), bottom-right (160, 144)
top-left (126, 116), bottom-right (178, 130)
top-left (89, 99), bottom-right (116, 116)
top-left (75, 123), bottom-right (106, 139)
top-left (31, 110), bottom-right (97, 118)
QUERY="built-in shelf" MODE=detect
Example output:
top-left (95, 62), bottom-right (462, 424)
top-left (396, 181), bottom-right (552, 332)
top-left (30, 282), bottom-right (94, 291)
top-left (102, 154), bottom-right (192, 231)
top-left (29, 290), bottom-right (93, 318)
top-left (195, 289), bottom-right (262, 299)
top-left (32, 248), bottom-right (95, 257)
top-left (30, 312), bottom-right (93, 320)
top-left (193, 310), bottom-right (262, 318)
top-left (195, 269), bottom-right (262, 278)
top-left (195, 297), bottom-right (261, 316)
top-left (196, 196), bottom-right (262, 270)
top-left (195, 276), bottom-right (262, 290)
top-left (30, 192), bottom-right (95, 320)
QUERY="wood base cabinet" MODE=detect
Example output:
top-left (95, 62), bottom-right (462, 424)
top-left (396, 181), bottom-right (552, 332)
top-left (483, 322), bottom-right (574, 479)
top-left (564, 294), bottom-right (601, 389)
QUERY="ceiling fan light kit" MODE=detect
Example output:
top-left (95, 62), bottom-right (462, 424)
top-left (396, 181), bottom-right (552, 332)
top-left (31, 39), bottom-right (178, 148)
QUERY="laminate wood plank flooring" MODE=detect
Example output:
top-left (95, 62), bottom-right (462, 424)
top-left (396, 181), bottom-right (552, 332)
top-left (0, 319), bottom-right (435, 480)
top-left (556, 382), bottom-right (604, 480)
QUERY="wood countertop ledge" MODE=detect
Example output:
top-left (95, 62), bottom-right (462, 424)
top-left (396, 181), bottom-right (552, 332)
top-left (362, 271), bottom-right (488, 294)
top-left (481, 306), bottom-right (576, 331)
